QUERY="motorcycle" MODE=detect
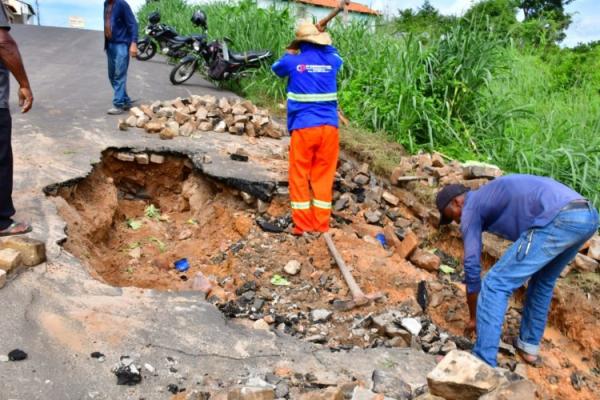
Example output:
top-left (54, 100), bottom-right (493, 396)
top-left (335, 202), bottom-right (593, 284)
top-left (136, 10), bottom-right (207, 61)
top-left (170, 36), bottom-right (272, 85)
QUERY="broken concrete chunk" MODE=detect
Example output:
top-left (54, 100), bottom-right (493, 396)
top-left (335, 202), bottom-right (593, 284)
top-left (125, 115), bottom-right (138, 127)
top-left (298, 386), bottom-right (343, 400)
top-left (398, 230), bottom-right (419, 259)
top-left (117, 119), bottom-right (128, 131)
top-left (227, 386), bottom-right (274, 400)
top-left (573, 253), bottom-right (598, 272)
top-left (479, 379), bottom-right (537, 400)
top-left (410, 249), bottom-right (441, 272)
top-left (134, 154), bottom-right (149, 165)
top-left (180, 122), bottom-right (196, 137)
top-left (150, 154), bottom-right (165, 164)
top-left (0, 248), bottom-right (22, 272)
top-left (351, 386), bottom-right (394, 400)
top-left (159, 127), bottom-right (177, 140)
top-left (364, 210), bottom-right (382, 225)
top-left (427, 350), bottom-right (503, 400)
top-left (1, 237), bottom-right (46, 267)
top-left (400, 317), bottom-right (421, 336)
top-left (382, 191), bottom-right (400, 206)
top-left (462, 162), bottom-right (502, 180)
top-left (144, 120), bottom-right (163, 133)
top-left (353, 173), bottom-right (370, 186)
top-left (115, 152), bottom-right (135, 162)
top-left (198, 121), bottom-right (213, 132)
top-left (214, 120), bottom-right (227, 133)
top-left (284, 260), bottom-right (301, 276)
top-left (311, 309), bottom-right (332, 323)
top-left (372, 369), bottom-right (412, 399)
top-left (588, 236), bottom-right (600, 261)
top-left (128, 106), bottom-right (144, 118)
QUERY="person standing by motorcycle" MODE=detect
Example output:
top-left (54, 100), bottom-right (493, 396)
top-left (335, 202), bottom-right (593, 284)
top-left (104, 0), bottom-right (138, 115)
top-left (272, 20), bottom-right (343, 235)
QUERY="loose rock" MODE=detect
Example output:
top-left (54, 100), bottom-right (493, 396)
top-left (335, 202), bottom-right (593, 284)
top-left (284, 260), bottom-right (301, 276)
top-left (427, 350), bottom-right (503, 400)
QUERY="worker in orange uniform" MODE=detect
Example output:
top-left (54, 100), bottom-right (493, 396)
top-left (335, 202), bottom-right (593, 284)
top-left (271, 21), bottom-right (343, 235)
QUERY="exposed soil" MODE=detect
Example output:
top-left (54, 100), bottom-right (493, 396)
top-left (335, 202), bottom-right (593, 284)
top-left (50, 150), bottom-right (600, 399)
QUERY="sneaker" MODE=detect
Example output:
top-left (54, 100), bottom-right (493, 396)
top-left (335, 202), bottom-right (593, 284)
top-left (107, 107), bottom-right (125, 115)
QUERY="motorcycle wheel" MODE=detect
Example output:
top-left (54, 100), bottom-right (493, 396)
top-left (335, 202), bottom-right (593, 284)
top-left (136, 40), bottom-right (157, 61)
top-left (170, 59), bottom-right (197, 85)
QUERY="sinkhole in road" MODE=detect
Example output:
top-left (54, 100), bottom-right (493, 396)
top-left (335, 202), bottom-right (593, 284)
top-left (46, 149), bottom-right (264, 291)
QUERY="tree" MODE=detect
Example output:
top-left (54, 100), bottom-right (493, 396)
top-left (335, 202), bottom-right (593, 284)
top-left (463, 0), bottom-right (519, 38)
top-left (519, 0), bottom-right (574, 19)
top-left (518, 1), bottom-right (574, 43)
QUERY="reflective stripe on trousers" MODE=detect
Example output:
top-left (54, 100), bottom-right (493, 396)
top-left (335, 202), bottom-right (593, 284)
top-left (288, 125), bottom-right (339, 234)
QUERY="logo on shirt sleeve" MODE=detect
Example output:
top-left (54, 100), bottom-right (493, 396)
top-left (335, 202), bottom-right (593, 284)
top-left (296, 64), bottom-right (333, 73)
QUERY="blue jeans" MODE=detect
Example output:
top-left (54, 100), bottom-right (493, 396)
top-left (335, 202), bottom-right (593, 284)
top-left (473, 204), bottom-right (599, 367)
top-left (106, 42), bottom-right (131, 108)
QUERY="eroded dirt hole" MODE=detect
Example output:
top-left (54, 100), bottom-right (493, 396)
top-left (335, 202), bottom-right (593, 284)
top-left (49, 150), bottom-right (265, 290)
top-left (46, 149), bottom-right (600, 398)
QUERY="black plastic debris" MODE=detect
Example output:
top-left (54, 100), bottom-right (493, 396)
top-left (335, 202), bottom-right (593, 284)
top-left (417, 280), bottom-right (428, 311)
top-left (90, 352), bottom-right (105, 359)
top-left (8, 349), bottom-right (27, 361)
top-left (112, 358), bottom-right (142, 386)
top-left (230, 153), bottom-right (249, 162)
top-left (256, 215), bottom-right (291, 234)
top-left (167, 384), bottom-right (183, 394)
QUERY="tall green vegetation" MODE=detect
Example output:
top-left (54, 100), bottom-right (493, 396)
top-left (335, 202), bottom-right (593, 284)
top-left (137, 0), bottom-right (599, 206)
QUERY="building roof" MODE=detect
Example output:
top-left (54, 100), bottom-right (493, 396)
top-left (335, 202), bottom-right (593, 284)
top-left (295, 0), bottom-right (380, 16)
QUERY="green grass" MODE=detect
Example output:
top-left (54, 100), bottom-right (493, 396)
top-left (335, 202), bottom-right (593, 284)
top-left (137, 0), bottom-right (600, 207)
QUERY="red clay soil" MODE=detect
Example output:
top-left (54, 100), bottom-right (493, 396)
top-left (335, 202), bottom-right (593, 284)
top-left (51, 151), bottom-right (600, 399)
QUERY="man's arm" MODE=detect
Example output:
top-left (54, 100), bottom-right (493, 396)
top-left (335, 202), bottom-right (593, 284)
top-left (0, 29), bottom-right (32, 113)
top-left (122, 2), bottom-right (139, 57)
top-left (461, 212), bottom-right (483, 336)
top-left (271, 55), bottom-right (292, 78)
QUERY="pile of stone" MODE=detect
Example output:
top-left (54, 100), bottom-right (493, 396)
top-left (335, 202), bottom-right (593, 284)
top-left (332, 154), bottom-right (504, 276)
top-left (119, 95), bottom-right (286, 140)
top-left (564, 234), bottom-right (600, 275)
top-left (0, 236), bottom-right (46, 289)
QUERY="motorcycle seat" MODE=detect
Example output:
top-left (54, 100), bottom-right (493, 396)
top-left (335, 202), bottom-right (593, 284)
top-left (172, 36), bottom-right (194, 43)
top-left (228, 50), bottom-right (272, 63)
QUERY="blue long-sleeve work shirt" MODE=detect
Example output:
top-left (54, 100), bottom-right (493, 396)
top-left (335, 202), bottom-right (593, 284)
top-left (104, 0), bottom-right (138, 46)
top-left (271, 43), bottom-right (343, 132)
top-left (460, 174), bottom-right (583, 294)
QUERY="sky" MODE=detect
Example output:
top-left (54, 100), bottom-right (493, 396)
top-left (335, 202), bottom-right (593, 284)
top-left (33, 0), bottom-right (600, 47)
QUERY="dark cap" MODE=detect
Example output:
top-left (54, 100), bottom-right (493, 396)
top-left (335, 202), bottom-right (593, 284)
top-left (436, 184), bottom-right (469, 226)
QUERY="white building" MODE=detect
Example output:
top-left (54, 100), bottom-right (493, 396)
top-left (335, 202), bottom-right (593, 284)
top-left (257, 0), bottom-right (380, 25)
top-left (2, 0), bottom-right (35, 24)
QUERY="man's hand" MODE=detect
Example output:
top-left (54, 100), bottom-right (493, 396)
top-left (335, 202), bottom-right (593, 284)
top-left (18, 86), bottom-right (33, 113)
top-left (464, 318), bottom-right (476, 338)
top-left (129, 42), bottom-right (138, 58)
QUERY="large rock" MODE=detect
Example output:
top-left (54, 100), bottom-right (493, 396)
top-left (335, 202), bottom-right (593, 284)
top-left (479, 380), bottom-right (537, 400)
top-left (227, 387), bottom-right (274, 400)
top-left (299, 387), bottom-right (344, 400)
top-left (462, 162), bottom-right (502, 180)
top-left (410, 249), bottom-right (441, 272)
top-left (372, 369), bottom-right (412, 399)
top-left (351, 387), bottom-right (394, 400)
top-left (0, 248), bottom-right (22, 272)
top-left (588, 236), bottom-right (600, 261)
top-left (1, 237), bottom-right (46, 266)
top-left (573, 253), bottom-right (598, 272)
top-left (398, 230), bottom-right (419, 259)
top-left (427, 350), bottom-right (503, 400)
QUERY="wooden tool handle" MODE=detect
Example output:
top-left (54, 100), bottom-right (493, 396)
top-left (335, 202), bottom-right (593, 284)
top-left (317, 0), bottom-right (350, 31)
top-left (324, 232), bottom-right (366, 300)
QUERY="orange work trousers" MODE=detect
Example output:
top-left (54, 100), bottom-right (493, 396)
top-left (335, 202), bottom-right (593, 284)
top-left (289, 125), bottom-right (339, 234)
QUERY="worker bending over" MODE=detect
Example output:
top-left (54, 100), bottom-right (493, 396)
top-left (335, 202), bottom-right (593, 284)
top-left (436, 174), bottom-right (598, 367)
